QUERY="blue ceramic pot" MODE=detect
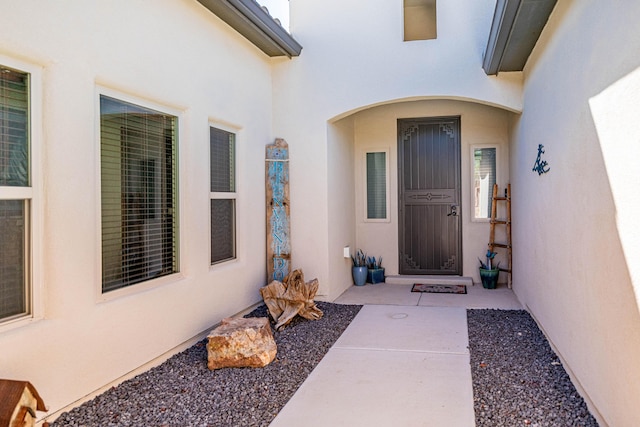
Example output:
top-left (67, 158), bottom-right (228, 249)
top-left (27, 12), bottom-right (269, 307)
top-left (352, 266), bottom-right (368, 286)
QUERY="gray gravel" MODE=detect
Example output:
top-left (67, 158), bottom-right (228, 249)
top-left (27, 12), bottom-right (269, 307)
top-left (468, 309), bottom-right (599, 427)
top-left (52, 304), bottom-right (600, 426)
top-left (52, 302), bottom-right (362, 427)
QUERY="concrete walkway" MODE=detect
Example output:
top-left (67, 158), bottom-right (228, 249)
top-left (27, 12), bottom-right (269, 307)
top-left (269, 281), bottom-right (522, 427)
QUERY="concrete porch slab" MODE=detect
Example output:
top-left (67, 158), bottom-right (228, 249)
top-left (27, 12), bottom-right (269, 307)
top-left (418, 283), bottom-right (522, 310)
top-left (385, 275), bottom-right (474, 287)
top-left (333, 305), bottom-right (468, 354)
top-left (269, 347), bottom-right (475, 427)
top-left (333, 283), bottom-right (421, 305)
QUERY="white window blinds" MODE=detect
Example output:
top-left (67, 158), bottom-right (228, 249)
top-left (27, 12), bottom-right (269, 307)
top-left (473, 147), bottom-right (496, 219)
top-left (100, 95), bottom-right (178, 292)
top-left (0, 66), bottom-right (29, 322)
top-left (366, 152), bottom-right (387, 219)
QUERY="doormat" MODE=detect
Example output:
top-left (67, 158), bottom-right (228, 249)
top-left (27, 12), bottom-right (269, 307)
top-left (411, 283), bottom-right (467, 294)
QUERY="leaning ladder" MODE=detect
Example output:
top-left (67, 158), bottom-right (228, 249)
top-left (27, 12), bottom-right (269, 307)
top-left (488, 183), bottom-right (512, 288)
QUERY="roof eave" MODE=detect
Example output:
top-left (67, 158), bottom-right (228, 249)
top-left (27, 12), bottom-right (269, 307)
top-left (483, 0), bottom-right (557, 75)
top-left (197, 0), bottom-right (302, 58)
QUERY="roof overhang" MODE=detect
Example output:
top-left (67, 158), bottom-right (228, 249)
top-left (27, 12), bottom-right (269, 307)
top-left (197, 0), bottom-right (302, 58)
top-left (483, 0), bottom-right (557, 75)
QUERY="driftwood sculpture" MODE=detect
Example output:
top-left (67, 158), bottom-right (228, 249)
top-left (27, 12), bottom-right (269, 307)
top-left (260, 269), bottom-right (323, 331)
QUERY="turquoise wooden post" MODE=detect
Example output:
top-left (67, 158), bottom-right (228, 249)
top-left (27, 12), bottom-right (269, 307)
top-left (266, 139), bottom-right (291, 282)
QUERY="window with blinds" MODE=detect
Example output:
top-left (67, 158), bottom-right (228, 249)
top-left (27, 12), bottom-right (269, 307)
top-left (100, 95), bottom-right (178, 293)
top-left (0, 66), bottom-right (30, 322)
top-left (473, 147), bottom-right (497, 219)
top-left (366, 151), bottom-right (388, 220)
top-left (210, 126), bottom-right (236, 264)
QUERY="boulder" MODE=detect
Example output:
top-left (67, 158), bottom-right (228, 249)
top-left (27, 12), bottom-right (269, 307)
top-left (207, 317), bottom-right (277, 370)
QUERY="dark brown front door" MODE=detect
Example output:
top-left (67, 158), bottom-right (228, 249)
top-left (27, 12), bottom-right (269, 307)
top-left (398, 117), bottom-right (461, 275)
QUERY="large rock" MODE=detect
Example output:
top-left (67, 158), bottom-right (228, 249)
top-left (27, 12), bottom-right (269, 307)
top-left (207, 317), bottom-right (277, 370)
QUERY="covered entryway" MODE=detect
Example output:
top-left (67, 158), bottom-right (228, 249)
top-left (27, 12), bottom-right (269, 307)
top-left (398, 116), bottom-right (461, 275)
top-left (325, 100), bottom-right (511, 297)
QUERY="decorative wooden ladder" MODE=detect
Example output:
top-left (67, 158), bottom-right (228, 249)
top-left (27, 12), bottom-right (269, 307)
top-left (488, 183), bottom-right (512, 288)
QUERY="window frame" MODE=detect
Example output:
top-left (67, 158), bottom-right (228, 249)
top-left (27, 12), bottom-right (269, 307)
top-left (363, 148), bottom-right (391, 223)
top-left (403, 0), bottom-right (437, 41)
top-left (0, 55), bottom-right (43, 332)
top-left (470, 144), bottom-right (500, 223)
top-left (95, 87), bottom-right (183, 303)
top-left (209, 123), bottom-right (238, 266)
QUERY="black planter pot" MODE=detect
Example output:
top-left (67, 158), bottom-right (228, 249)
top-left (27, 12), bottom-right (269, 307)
top-left (367, 268), bottom-right (385, 284)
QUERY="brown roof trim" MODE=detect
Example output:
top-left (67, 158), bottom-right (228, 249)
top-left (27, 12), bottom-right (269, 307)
top-left (198, 0), bottom-right (302, 57)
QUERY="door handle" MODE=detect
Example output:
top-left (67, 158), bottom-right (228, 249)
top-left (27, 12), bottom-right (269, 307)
top-left (447, 205), bottom-right (458, 217)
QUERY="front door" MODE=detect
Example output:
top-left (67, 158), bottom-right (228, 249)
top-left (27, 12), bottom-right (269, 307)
top-left (398, 117), bottom-right (461, 275)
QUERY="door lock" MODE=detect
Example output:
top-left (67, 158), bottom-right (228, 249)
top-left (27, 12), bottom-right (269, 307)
top-left (447, 205), bottom-right (459, 217)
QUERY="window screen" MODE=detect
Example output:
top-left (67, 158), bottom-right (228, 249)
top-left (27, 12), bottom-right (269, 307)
top-left (100, 95), bottom-right (178, 292)
top-left (473, 147), bottom-right (496, 219)
top-left (366, 152), bottom-right (387, 219)
top-left (0, 66), bottom-right (30, 322)
top-left (210, 127), bottom-right (236, 264)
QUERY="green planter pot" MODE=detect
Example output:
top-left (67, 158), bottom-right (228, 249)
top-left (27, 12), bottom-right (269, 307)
top-left (479, 268), bottom-right (500, 289)
top-left (352, 266), bottom-right (368, 286)
top-left (367, 268), bottom-right (385, 284)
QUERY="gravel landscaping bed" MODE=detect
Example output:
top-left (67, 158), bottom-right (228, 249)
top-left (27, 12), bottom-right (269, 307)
top-left (52, 302), bottom-right (362, 427)
top-left (468, 309), bottom-right (599, 427)
top-left (52, 304), bottom-right (600, 426)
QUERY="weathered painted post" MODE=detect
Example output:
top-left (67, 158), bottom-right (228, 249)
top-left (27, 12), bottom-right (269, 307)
top-left (266, 139), bottom-right (291, 282)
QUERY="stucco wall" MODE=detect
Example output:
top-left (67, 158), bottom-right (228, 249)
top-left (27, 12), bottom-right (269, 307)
top-left (274, 0), bottom-right (523, 297)
top-left (511, 1), bottom-right (640, 425)
top-left (0, 0), bottom-right (273, 417)
top-left (352, 100), bottom-right (511, 282)
top-left (326, 118), bottom-right (357, 300)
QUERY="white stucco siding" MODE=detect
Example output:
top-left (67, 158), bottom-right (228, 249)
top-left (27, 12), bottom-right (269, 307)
top-left (326, 117), bottom-right (357, 300)
top-left (0, 0), bottom-right (272, 417)
top-left (285, 0), bottom-right (523, 118)
top-left (274, 0), bottom-right (523, 298)
top-left (512, 1), bottom-right (640, 425)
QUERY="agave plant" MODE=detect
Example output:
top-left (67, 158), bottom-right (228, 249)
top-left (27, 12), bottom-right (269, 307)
top-left (478, 250), bottom-right (499, 270)
top-left (351, 249), bottom-right (367, 267)
top-left (366, 256), bottom-right (383, 270)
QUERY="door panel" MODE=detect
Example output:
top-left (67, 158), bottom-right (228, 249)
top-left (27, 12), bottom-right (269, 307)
top-left (398, 117), bottom-right (461, 275)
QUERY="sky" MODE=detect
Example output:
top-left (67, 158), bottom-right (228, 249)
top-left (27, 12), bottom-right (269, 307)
top-left (256, 0), bottom-right (290, 31)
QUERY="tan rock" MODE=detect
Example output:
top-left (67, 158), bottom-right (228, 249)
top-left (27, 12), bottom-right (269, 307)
top-left (207, 317), bottom-right (277, 370)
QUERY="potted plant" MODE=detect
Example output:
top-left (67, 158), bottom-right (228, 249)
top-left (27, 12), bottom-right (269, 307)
top-left (478, 250), bottom-right (500, 289)
top-left (366, 255), bottom-right (385, 284)
top-left (351, 249), bottom-right (368, 286)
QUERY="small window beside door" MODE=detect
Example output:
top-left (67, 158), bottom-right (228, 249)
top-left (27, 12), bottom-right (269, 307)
top-left (365, 150), bottom-right (389, 222)
top-left (472, 146), bottom-right (497, 220)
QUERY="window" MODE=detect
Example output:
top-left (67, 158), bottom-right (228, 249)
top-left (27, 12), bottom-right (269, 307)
top-left (473, 146), bottom-right (497, 220)
top-left (100, 95), bottom-right (178, 293)
top-left (210, 126), bottom-right (236, 264)
top-left (404, 0), bottom-right (437, 41)
top-left (365, 150), bottom-right (389, 221)
top-left (0, 65), bottom-right (30, 323)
